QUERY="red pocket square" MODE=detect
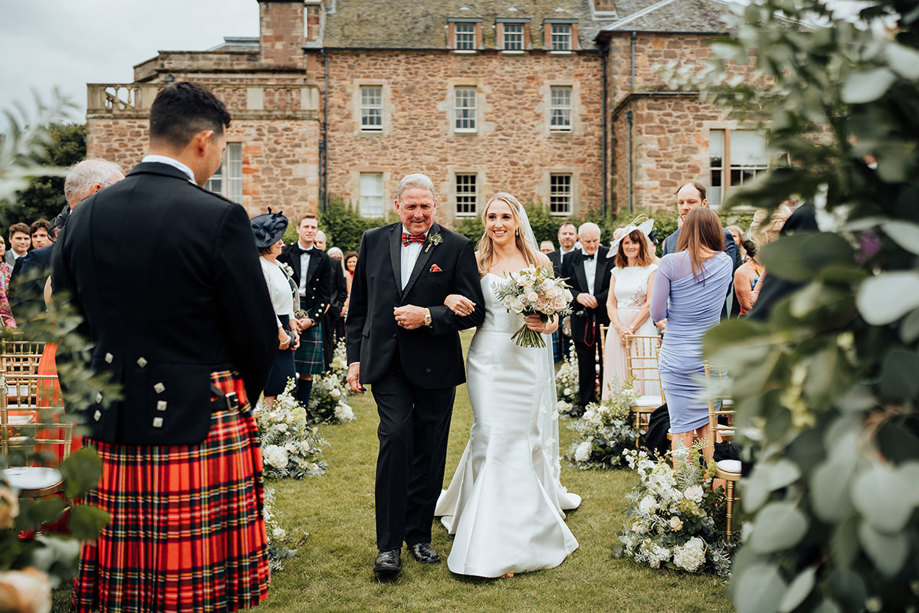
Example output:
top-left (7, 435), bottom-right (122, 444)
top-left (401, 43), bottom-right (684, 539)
top-left (429, 264), bottom-right (443, 273)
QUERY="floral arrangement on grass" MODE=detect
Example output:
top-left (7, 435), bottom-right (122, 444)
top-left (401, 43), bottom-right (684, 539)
top-left (257, 379), bottom-right (327, 479)
top-left (555, 344), bottom-right (580, 417)
top-left (307, 339), bottom-right (355, 425)
top-left (492, 265), bottom-right (572, 348)
top-left (567, 383), bottom-right (640, 469)
top-left (614, 445), bottom-right (736, 577)
top-left (264, 486), bottom-right (306, 572)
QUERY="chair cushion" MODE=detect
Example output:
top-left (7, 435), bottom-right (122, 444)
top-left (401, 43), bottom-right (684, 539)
top-left (2, 467), bottom-right (62, 492)
top-left (632, 395), bottom-right (663, 408)
top-left (716, 459), bottom-right (742, 474)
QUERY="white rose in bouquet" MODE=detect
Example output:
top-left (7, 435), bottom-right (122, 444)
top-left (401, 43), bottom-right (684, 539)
top-left (684, 485), bottom-right (704, 503)
top-left (638, 495), bottom-right (658, 515)
top-left (330, 388), bottom-right (341, 399)
top-left (574, 441), bottom-right (592, 463)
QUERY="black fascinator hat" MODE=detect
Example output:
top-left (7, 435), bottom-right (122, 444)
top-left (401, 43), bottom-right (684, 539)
top-left (250, 208), bottom-right (289, 249)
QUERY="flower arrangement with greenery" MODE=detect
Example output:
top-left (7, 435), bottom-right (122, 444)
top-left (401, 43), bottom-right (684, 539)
top-left (257, 379), bottom-right (327, 479)
top-left (307, 340), bottom-right (355, 425)
top-left (263, 486), bottom-right (305, 573)
top-left (555, 344), bottom-right (580, 417)
top-left (567, 384), bottom-right (640, 469)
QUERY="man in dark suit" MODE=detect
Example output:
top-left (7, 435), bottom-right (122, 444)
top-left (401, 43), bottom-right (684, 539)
top-left (6, 224), bottom-right (30, 265)
top-left (346, 173), bottom-right (485, 577)
top-left (52, 82), bottom-right (276, 606)
top-left (662, 182), bottom-right (741, 317)
top-left (561, 222), bottom-right (611, 411)
top-left (314, 229), bottom-right (347, 369)
top-left (280, 213), bottom-right (332, 407)
top-left (547, 221), bottom-right (578, 361)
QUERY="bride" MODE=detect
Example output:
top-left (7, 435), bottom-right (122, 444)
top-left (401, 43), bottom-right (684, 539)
top-left (434, 192), bottom-right (581, 578)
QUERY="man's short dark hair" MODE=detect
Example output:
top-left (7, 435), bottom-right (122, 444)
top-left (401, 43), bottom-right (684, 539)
top-left (9, 223), bottom-right (29, 240)
top-left (149, 82), bottom-right (231, 148)
top-left (29, 219), bottom-right (51, 236)
top-left (558, 221), bottom-right (576, 231)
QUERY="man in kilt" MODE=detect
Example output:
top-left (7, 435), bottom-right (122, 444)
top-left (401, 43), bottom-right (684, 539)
top-left (280, 213), bottom-right (332, 408)
top-left (52, 81), bottom-right (277, 612)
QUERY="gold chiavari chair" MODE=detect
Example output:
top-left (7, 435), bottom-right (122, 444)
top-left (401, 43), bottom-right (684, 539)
top-left (1, 373), bottom-right (71, 498)
top-left (1, 340), bottom-right (46, 375)
top-left (624, 333), bottom-right (665, 446)
top-left (705, 363), bottom-right (741, 539)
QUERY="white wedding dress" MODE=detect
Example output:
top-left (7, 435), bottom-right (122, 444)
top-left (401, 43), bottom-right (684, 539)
top-left (434, 273), bottom-right (581, 578)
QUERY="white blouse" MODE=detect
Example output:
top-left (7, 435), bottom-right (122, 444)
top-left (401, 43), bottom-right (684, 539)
top-left (260, 256), bottom-right (296, 327)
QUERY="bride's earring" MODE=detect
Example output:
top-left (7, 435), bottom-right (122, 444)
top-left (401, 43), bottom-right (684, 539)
top-left (515, 229), bottom-right (519, 236)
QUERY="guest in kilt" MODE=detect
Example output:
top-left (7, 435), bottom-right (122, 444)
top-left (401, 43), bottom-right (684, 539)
top-left (280, 213), bottom-right (333, 408)
top-left (52, 82), bottom-right (277, 612)
top-left (252, 209), bottom-right (300, 406)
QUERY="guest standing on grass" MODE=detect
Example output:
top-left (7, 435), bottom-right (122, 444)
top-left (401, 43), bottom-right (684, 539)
top-left (651, 208), bottom-right (733, 453)
top-left (52, 81), bottom-right (277, 612)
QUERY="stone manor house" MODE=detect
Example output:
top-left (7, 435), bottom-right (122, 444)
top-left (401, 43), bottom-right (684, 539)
top-left (86, 0), bottom-right (767, 222)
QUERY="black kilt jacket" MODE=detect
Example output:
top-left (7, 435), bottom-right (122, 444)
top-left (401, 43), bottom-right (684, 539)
top-left (51, 162), bottom-right (277, 445)
top-left (279, 241), bottom-right (333, 321)
top-left (345, 222), bottom-right (485, 389)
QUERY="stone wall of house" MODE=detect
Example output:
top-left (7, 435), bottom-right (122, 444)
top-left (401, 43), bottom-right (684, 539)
top-left (314, 49), bottom-right (605, 222)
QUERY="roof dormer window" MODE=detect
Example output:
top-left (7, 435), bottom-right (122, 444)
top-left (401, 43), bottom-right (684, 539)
top-left (544, 19), bottom-right (578, 52)
top-left (449, 19), bottom-right (482, 52)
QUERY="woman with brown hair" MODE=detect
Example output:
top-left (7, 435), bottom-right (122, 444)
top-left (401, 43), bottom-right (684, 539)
top-left (601, 218), bottom-right (658, 401)
top-left (650, 207), bottom-right (733, 452)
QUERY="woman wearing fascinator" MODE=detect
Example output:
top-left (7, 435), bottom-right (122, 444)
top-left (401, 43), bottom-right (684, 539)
top-left (601, 216), bottom-right (659, 402)
top-left (251, 208), bottom-right (300, 407)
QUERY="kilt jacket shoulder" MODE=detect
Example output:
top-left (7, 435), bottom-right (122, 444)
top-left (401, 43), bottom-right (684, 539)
top-left (51, 162), bottom-right (278, 445)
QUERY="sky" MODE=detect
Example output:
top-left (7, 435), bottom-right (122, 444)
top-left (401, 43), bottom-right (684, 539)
top-left (0, 0), bottom-right (870, 129)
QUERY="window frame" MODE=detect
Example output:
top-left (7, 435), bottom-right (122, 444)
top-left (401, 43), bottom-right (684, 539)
top-left (204, 142), bottom-right (243, 202)
top-left (359, 85), bottom-right (383, 132)
top-left (454, 86), bottom-right (477, 133)
top-left (550, 23), bottom-right (572, 51)
top-left (708, 128), bottom-right (771, 208)
top-left (549, 86), bottom-right (572, 132)
top-left (549, 173), bottom-right (572, 215)
top-left (359, 172), bottom-right (385, 218)
top-left (454, 22), bottom-right (477, 51)
top-left (503, 23), bottom-right (524, 51)
top-left (454, 173), bottom-right (478, 217)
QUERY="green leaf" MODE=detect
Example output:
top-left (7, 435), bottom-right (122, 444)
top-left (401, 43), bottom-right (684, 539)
top-left (841, 68), bottom-right (897, 104)
top-left (899, 308), bottom-right (919, 343)
top-left (886, 42), bottom-right (919, 79)
top-left (734, 563), bottom-right (786, 613)
top-left (880, 348), bottom-right (919, 400)
top-left (779, 566), bottom-right (816, 613)
top-left (749, 501), bottom-right (809, 554)
top-left (68, 503), bottom-right (111, 541)
top-left (831, 516), bottom-right (860, 569)
top-left (767, 459), bottom-right (801, 490)
top-left (760, 233), bottom-right (854, 283)
top-left (857, 272), bottom-right (919, 325)
top-left (851, 462), bottom-right (915, 532)
top-left (812, 600), bottom-right (842, 613)
top-left (881, 221), bottom-right (919, 255)
top-left (58, 447), bottom-right (103, 499)
top-left (858, 520), bottom-right (908, 578)
top-left (14, 496), bottom-right (67, 530)
top-left (810, 457), bottom-right (856, 523)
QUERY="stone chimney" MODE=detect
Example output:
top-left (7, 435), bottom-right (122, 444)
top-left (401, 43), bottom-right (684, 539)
top-left (258, 0), bottom-right (305, 67)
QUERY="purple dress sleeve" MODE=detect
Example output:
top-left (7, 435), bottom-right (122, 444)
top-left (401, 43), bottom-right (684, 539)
top-left (651, 255), bottom-right (672, 323)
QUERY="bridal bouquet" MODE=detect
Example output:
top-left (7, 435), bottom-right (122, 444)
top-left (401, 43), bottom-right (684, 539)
top-left (493, 266), bottom-right (572, 348)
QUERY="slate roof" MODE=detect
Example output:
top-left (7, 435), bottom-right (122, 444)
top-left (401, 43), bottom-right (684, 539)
top-left (601, 0), bottom-right (736, 33)
top-left (321, 0), bottom-right (618, 49)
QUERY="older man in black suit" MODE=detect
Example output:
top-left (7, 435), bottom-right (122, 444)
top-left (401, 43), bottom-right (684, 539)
top-left (346, 173), bottom-right (485, 577)
top-left (561, 222), bottom-right (611, 411)
top-left (52, 82), bottom-right (277, 610)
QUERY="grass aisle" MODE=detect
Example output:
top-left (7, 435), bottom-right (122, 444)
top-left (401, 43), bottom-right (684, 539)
top-left (259, 332), bottom-right (733, 613)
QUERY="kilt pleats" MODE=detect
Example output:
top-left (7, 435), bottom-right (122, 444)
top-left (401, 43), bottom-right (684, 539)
top-left (73, 371), bottom-right (270, 612)
top-left (294, 322), bottom-right (324, 375)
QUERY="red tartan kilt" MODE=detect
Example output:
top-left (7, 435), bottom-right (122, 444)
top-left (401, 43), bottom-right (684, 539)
top-left (73, 371), bottom-right (270, 613)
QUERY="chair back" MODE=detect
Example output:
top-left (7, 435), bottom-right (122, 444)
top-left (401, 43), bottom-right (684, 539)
top-left (1, 341), bottom-right (45, 375)
top-left (1, 373), bottom-right (71, 459)
top-left (624, 334), bottom-right (664, 402)
top-left (704, 363), bottom-right (734, 446)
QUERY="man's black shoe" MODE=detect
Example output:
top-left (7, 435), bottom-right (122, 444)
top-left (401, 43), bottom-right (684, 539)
top-left (373, 549), bottom-right (402, 576)
top-left (408, 542), bottom-right (441, 564)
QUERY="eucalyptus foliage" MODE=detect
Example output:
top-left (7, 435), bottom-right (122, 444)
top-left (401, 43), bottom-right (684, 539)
top-left (672, 1), bottom-right (919, 611)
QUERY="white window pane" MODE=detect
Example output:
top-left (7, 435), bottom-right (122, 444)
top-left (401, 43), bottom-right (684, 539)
top-left (455, 87), bottom-right (476, 131)
top-left (550, 86), bottom-right (571, 130)
top-left (551, 24), bottom-right (571, 51)
top-left (360, 173), bottom-right (384, 217)
top-left (227, 143), bottom-right (242, 202)
top-left (504, 24), bottom-right (523, 50)
top-left (455, 174), bottom-right (477, 215)
top-left (361, 86), bottom-right (383, 131)
top-left (550, 174), bottom-right (571, 214)
top-left (455, 23), bottom-right (476, 50)
top-left (732, 131), bottom-right (768, 165)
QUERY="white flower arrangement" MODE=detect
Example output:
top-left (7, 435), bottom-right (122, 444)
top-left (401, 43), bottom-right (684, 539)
top-left (264, 486), bottom-right (306, 572)
top-left (307, 339), bottom-right (357, 425)
top-left (492, 266), bottom-right (572, 348)
top-left (555, 343), bottom-right (580, 417)
top-left (257, 378), bottom-right (327, 479)
top-left (566, 383), bottom-right (640, 469)
top-left (614, 445), bottom-right (738, 577)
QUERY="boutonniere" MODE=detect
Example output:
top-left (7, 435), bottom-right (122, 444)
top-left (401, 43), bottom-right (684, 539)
top-left (425, 232), bottom-right (443, 253)
top-left (279, 262), bottom-right (294, 278)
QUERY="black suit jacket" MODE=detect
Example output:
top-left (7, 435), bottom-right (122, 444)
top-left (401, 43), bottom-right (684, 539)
top-left (52, 162), bottom-right (277, 445)
top-left (561, 247), bottom-right (612, 344)
top-left (329, 261), bottom-right (347, 319)
top-left (345, 222), bottom-right (485, 389)
top-left (280, 242), bottom-right (333, 321)
top-left (8, 245), bottom-right (53, 319)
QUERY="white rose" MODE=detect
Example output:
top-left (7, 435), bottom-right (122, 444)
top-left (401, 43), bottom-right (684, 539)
top-left (672, 537), bottom-right (706, 572)
top-left (526, 291), bottom-right (539, 303)
top-left (330, 388), bottom-right (341, 399)
top-left (263, 445), bottom-right (289, 470)
top-left (638, 495), bottom-right (658, 515)
top-left (563, 388), bottom-right (572, 396)
top-left (669, 516), bottom-right (683, 531)
top-left (335, 403), bottom-right (355, 422)
top-left (684, 485), bottom-right (704, 503)
top-left (574, 441), bottom-right (592, 463)
top-left (272, 527), bottom-right (287, 540)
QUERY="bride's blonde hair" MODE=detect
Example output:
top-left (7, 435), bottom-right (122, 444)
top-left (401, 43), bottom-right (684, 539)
top-left (476, 192), bottom-right (542, 275)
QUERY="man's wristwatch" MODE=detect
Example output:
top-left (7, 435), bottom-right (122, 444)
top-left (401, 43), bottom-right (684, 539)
top-left (424, 308), bottom-right (432, 327)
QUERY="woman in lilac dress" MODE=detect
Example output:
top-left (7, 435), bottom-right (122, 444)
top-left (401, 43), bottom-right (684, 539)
top-left (650, 208), bottom-right (733, 452)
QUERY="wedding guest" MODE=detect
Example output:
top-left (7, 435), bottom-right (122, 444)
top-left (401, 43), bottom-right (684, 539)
top-left (315, 230), bottom-right (346, 368)
top-left (280, 214), bottom-right (332, 407)
top-left (29, 219), bottom-right (52, 250)
top-left (327, 247), bottom-right (346, 340)
top-left (549, 221), bottom-right (578, 362)
top-left (6, 224), bottom-right (30, 264)
top-left (53, 81), bottom-right (276, 612)
top-left (314, 229), bottom-right (327, 251)
top-left (342, 251), bottom-right (357, 320)
top-left (252, 210), bottom-right (299, 407)
top-left (540, 240), bottom-right (555, 254)
top-left (562, 222), bottom-right (611, 411)
top-left (737, 204), bottom-right (793, 316)
top-left (651, 208), bottom-right (733, 453)
top-left (726, 225), bottom-right (746, 262)
top-left (734, 239), bottom-right (762, 316)
top-left (328, 246), bottom-right (344, 262)
top-left (601, 218), bottom-right (657, 401)
top-left (0, 241), bottom-right (12, 328)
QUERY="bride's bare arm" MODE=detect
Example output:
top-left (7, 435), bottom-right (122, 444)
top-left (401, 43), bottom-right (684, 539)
top-left (445, 294), bottom-right (476, 316)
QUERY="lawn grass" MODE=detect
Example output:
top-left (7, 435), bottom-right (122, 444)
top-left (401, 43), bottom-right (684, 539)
top-left (52, 330), bottom-right (734, 612)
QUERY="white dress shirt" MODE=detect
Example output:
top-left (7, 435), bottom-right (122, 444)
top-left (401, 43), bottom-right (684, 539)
top-left (400, 226), bottom-right (425, 290)
top-left (141, 155), bottom-right (196, 183)
top-left (298, 242), bottom-right (312, 296)
top-left (581, 247), bottom-right (597, 295)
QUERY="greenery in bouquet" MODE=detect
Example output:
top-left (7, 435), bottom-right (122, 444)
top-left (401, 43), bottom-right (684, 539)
top-left (307, 340), bottom-right (356, 425)
top-left (263, 486), bottom-right (306, 573)
top-left (555, 344), bottom-right (580, 417)
top-left (257, 379), bottom-right (327, 479)
top-left (492, 266), bottom-right (572, 348)
top-left (615, 445), bottom-right (735, 578)
top-left (568, 383), bottom-right (640, 469)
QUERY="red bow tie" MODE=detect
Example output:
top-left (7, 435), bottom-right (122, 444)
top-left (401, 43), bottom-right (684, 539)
top-left (402, 233), bottom-right (426, 247)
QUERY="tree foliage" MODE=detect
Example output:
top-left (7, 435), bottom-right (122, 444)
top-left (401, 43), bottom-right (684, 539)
top-left (678, 1), bottom-right (919, 611)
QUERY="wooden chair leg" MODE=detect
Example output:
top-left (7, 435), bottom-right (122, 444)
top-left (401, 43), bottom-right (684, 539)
top-left (726, 480), bottom-right (734, 540)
